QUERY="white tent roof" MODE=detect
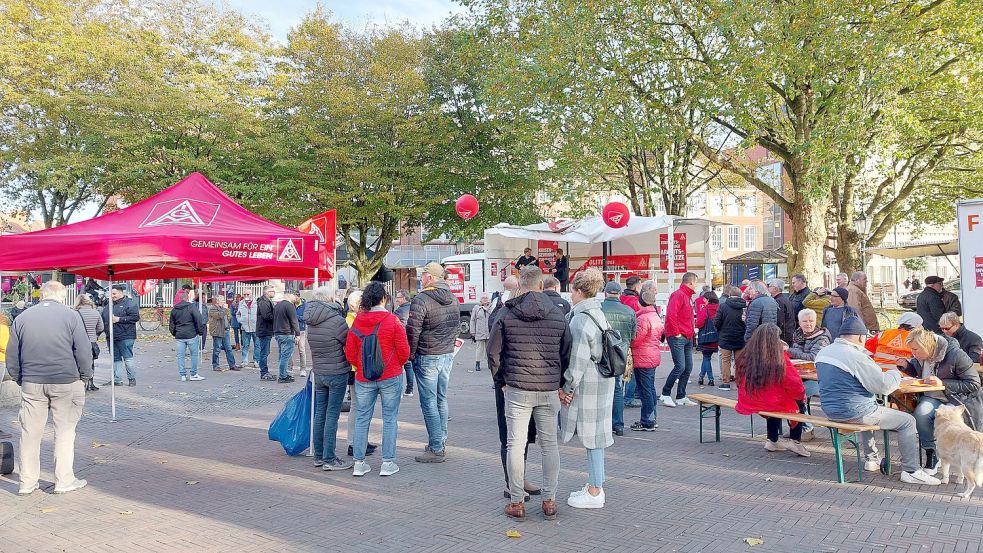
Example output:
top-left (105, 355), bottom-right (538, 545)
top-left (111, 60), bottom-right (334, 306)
top-left (863, 239), bottom-right (957, 259)
top-left (486, 215), bottom-right (729, 244)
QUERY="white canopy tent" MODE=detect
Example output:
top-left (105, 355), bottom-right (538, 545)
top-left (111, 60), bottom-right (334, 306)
top-left (863, 239), bottom-right (958, 259)
top-left (483, 215), bottom-right (728, 301)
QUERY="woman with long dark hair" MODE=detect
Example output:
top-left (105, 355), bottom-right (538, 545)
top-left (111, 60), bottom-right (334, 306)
top-left (696, 291), bottom-right (720, 386)
top-left (735, 324), bottom-right (810, 457)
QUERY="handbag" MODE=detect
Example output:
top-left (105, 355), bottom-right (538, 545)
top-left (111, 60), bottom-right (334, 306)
top-left (91, 341), bottom-right (100, 360)
top-left (268, 377), bottom-right (313, 455)
top-left (697, 309), bottom-right (719, 346)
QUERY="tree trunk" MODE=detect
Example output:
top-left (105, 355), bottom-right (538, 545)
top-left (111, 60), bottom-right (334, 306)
top-left (787, 199), bottom-right (827, 286)
top-left (834, 222), bottom-right (862, 274)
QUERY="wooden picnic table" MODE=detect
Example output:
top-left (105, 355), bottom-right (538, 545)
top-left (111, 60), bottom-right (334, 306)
top-left (795, 365), bottom-right (944, 393)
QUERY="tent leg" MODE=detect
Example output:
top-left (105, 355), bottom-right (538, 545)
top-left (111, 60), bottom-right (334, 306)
top-left (307, 374), bottom-right (315, 457)
top-left (108, 275), bottom-right (117, 423)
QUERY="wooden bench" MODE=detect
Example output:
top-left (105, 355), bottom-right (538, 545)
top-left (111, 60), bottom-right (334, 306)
top-left (689, 393), bottom-right (892, 484)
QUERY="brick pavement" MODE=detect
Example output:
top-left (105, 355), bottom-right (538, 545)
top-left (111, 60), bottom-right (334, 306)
top-left (2, 338), bottom-right (982, 553)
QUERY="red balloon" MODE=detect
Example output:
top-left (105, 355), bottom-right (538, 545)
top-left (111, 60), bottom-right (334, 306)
top-left (455, 194), bottom-right (479, 221)
top-left (602, 202), bottom-right (631, 228)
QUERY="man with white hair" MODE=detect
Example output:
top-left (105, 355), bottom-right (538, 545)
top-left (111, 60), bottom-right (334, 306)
top-left (835, 273), bottom-right (849, 289)
top-left (744, 281), bottom-right (778, 342)
top-left (7, 281), bottom-right (93, 495)
top-left (469, 293), bottom-right (494, 371)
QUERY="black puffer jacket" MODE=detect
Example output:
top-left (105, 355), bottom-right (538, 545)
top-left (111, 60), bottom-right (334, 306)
top-left (544, 290), bottom-right (571, 315)
top-left (713, 296), bottom-right (747, 351)
top-left (406, 281), bottom-right (460, 357)
top-left (256, 296), bottom-right (275, 337)
top-left (303, 300), bottom-right (351, 376)
top-left (774, 293), bottom-right (796, 344)
top-left (488, 291), bottom-right (571, 391)
top-left (169, 301), bottom-right (205, 340)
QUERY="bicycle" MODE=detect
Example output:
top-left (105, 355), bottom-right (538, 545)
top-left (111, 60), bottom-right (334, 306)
top-left (138, 299), bottom-right (165, 331)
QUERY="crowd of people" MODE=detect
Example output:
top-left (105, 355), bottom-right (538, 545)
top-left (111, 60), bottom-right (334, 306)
top-left (2, 264), bottom-right (979, 519)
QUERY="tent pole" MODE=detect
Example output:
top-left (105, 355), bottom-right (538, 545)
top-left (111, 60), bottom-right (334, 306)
top-left (314, 267), bottom-right (319, 288)
top-left (668, 221), bottom-right (676, 294)
top-left (108, 272), bottom-right (117, 422)
top-left (199, 279), bottom-right (204, 354)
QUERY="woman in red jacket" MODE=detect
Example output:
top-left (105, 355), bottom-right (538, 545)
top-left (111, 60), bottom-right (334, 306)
top-left (696, 291), bottom-right (719, 386)
top-left (345, 282), bottom-right (410, 477)
top-left (735, 323), bottom-right (810, 457)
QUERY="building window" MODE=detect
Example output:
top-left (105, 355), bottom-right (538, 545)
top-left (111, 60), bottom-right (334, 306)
top-left (726, 196), bottom-right (738, 216)
top-left (744, 226), bottom-right (756, 250)
top-left (711, 227), bottom-right (722, 250)
top-left (743, 195), bottom-right (757, 217)
top-left (709, 196), bottom-right (722, 216)
top-left (728, 226), bottom-right (740, 250)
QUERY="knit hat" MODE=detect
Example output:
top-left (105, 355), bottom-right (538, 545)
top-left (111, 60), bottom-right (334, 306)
top-left (604, 281), bottom-right (622, 295)
top-left (833, 287), bottom-right (849, 303)
top-left (839, 315), bottom-right (868, 336)
top-left (897, 312), bottom-right (923, 328)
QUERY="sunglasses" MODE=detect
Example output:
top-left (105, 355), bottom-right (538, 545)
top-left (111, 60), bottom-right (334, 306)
top-left (940, 326), bottom-right (955, 331)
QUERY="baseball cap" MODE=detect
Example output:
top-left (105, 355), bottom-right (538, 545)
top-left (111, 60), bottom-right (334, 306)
top-left (604, 281), bottom-right (622, 295)
top-left (897, 312), bottom-right (923, 328)
top-left (422, 262), bottom-right (445, 279)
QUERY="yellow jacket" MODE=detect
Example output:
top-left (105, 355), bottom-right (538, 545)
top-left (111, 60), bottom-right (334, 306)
top-left (0, 322), bottom-right (9, 364)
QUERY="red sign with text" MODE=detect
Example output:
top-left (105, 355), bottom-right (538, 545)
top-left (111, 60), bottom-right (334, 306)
top-left (570, 255), bottom-right (651, 280)
top-left (537, 240), bottom-right (559, 274)
top-left (659, 233), bottom-right (687, 272)
top-left (976, 257), bottom-right (983, 287)
top-left (446, 266), bottom-right (466, 303)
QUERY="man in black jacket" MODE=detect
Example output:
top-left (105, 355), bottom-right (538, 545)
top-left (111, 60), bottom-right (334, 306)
top-left (256, 285), bottom-right (276, 381)
top-left (713, 285), bottom-right (747, 391)
top-left (542, 276), bottom-right (570, 314)
top-left (553, 248), bottom-right (569, 292)
top-left (102, 285), bottom-right (140, 387)
top-left (768, 279), bottom-right (796, 344)
top-left (273, 290), bottom-right (301, 383)
top-left (941, 312), bottom-right (982, 364)
top-left (304, 285), bottom-right (355, 471)
top-left (169, 289), bottom-right (207, 381)
top-left (789, 274), bottom-right (811, 317)
top-left (917, 277), bottom-right (947, 333)
top-left (407, 262), bottom-right (460, 463)
top-left (488, 266), bottom-right (571, 520)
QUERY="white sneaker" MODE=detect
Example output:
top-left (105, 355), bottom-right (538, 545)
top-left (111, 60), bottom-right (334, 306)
top-left (180, 376), bottom-right (187, 382)
top-left (17, 484), bottom-right (39, 496)
top-left (659, 395), bottom-right (677, 408)
top-left (299, 369), bottom-right (309, 378)
top-left (567, 487), bottom-right (605, 509)
top-left (379, 461), bottom-right (399, 476)
top-left (785, 440), bottom-right (811, 457)
top-left (901, 469), bottom-right (941, 485)
top-left (676, 397), bottom-right (697, 407)
top-left (189, 374), bottom-right (206, 381)
top-left (53, 479), bottom-right (88, 494)
top-left (569, 484), bottom-right (590, 498)
top-left (864, 456), bottom-right (882, 472)
top-left (764, 439), bottom-right (788, 452)
top-left (353, 460), bottom-right (371, 477)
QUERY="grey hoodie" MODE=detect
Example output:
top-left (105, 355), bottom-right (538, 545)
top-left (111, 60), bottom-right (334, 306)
top-left (7, 299), bottom-right (93, 385)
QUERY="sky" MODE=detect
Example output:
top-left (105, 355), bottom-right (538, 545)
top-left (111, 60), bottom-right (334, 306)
top-left (222, 0), bottom-right (467, 40)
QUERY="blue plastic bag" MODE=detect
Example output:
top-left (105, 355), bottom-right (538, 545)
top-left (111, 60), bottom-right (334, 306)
top-left (268, 378), bottom-right (312, 456)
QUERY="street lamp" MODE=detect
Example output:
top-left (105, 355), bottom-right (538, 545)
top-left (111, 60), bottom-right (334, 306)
top-left (853, 212), bottom-right (870, 270)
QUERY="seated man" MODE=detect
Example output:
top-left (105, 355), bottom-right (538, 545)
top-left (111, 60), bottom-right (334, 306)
top-left (865, 312), bottom-right (922, 371)
top-left (940, 312), bottom-right (982, 364)
top-left (815, 316), bottom-right (940, 486)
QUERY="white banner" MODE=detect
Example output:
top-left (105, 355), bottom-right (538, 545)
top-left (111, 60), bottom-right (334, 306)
top-left (957, 200), bottom-right (983, 330)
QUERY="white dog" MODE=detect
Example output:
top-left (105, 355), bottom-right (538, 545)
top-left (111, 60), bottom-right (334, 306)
top-left (935, 404), bottom-right (983, 498)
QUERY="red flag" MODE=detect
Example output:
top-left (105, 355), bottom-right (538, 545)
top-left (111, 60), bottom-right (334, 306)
top-left (297, 209), bottom-right (336, 279)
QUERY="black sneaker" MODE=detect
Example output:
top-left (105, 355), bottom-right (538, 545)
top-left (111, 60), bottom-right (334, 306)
top-left (347, 444), bottom-right (378, 457)
top-left (277, 376), bottom-right (295, 384)
top-left (260, 374), bottom-right (276, 381)
top-left (613, 427), bottom-right (625, 436)
top-left (718, 383), bottom-right (732, 391)
top-left (697, 377), bottom-right (704, 386)
top-left (708, 380), bottom-right (716, 387)
top-left (128, 379), bottom-right (137, 387)
top-left (630, 421), bottom-right (658, 432)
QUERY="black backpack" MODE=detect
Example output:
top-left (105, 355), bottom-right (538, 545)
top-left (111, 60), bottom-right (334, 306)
top-left (580, 310), bottom-right (628, 378)
top-left (352, 322), bottom-right (386, 381)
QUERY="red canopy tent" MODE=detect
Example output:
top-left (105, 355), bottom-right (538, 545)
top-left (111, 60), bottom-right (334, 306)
top-left (0, 172), bottom-right (327, 421)
top-left (0, 172), bottom-right (320, 279)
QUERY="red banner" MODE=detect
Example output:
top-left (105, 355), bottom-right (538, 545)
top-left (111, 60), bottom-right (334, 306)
top-left (446, 266), bottom-right (466, 303)
top-left (297, 209), bottom-right (337, 278)
top-left (659, 233), bottom-right (687, 272)
top-left (570, 255), bottom-right (651, 280)
top-left (976, 257), bottom-right (983, 287)
top-left (538, 240), bottom-right (559, 274)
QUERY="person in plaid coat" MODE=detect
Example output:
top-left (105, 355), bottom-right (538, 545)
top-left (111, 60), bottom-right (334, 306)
top-left (559, 268), bottom-right (614, 510)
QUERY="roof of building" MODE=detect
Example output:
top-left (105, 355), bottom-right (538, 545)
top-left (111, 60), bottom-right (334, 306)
top-left (722, 248), bottom-right (789, 264)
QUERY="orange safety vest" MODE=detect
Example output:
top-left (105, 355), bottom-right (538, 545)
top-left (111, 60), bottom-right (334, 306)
top-left (868, 329), bottom-right (912, 371)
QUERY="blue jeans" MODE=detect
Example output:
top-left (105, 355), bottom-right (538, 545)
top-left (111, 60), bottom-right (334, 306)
top-left (212, 333), bottom-right (237, 368)
top-left (587, 447), bottom-right (605, 487)
top-left (661, 337), bottom-right (694, 399)
top-left (231, 325), bottom-right (241, 347)
top-left (624, 376), bottom-right (637, 404)
top-left (112, 338), bottom-right (136, 382)
top-left (699, 350), bottom-right (714, 382)
top-left (275, 335), bottom-right (295, 379)
top-left (175, 337), bottom-right (200, 376)
top-left (313, 373), bottom-right (349, 463)
top-left (634, 367), bottom-right (657, 426)
top-left (241, 332), bottom-right (256, 364)
top-left (415, 353), bottom-right (453, 453)
top-left (612, 378), bottom-right (625, 430)
top-left (403, 361), bottom-right (414, 393)
top-left (353, 375), bottom-right (403, 461)
top-left (256, 335), bottom-right (273, 375)
top-left (914, 397), bottom-right (945, 450)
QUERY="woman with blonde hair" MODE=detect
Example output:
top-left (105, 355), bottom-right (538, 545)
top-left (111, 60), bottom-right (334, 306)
top-left (75, 294), bottom-right (104, 391)
top-left (900, 328), bottom-right (981, 474)
top-left (559, 268), bottom-right (614, 509)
